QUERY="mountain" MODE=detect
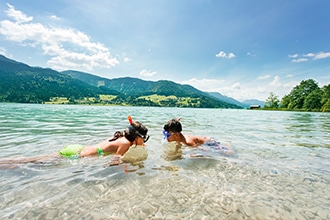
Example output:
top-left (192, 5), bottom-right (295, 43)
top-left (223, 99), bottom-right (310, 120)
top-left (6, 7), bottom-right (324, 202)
top-left (63, 71), bottom-right (208, 97)
top-left (62, 70), bottom-right (242, 108)
top-left (207, 92), bottom-right (266, 108)
top-left (0, 55), bottom-right (119, 103)
top-left (0, 54), bottom-right (242, 108)
top-left (207, 92), bottom-right (250, 108)
top-left (242, 99), bottom-right (265, 107)
top-left (62, 70), bottom-right (154, 96)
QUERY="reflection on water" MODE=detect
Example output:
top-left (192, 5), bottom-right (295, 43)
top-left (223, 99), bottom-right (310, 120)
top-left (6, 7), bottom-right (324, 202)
top-left (0, 104), bottom-right (329, 219)
top-left (287, 113), bottom-right (315, 132)
top-left (162, 141), bottom-right (183, 161)
top-left (285, 112), bottom-right (330, 148)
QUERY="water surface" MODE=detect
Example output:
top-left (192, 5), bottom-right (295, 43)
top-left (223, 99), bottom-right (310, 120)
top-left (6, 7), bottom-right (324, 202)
top-left (0, 103), bottom-right (329, 219)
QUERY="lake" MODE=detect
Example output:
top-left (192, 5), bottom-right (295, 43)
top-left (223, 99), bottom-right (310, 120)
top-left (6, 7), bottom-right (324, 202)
top-left (0, 103), bottom-right (329, 219)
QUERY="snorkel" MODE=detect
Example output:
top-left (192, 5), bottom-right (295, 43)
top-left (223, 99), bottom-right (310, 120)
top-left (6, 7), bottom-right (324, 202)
top-left (128, 115), bottom-right (133, 125)
top-left (127, 116), bottom-right (149, 143)
top-left (163, 130), bottom-right (170, 139)
top-left (163, 117), bottom-right (181, 140)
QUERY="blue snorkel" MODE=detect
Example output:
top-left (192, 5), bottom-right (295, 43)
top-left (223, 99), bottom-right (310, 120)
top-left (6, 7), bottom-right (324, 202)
top-left (162, 117), bottom-right (181, 144)
top-left (163, 117), bottom-right (181, 140)
top-left (163, 130), bottom-right (170, 139)
top-left (162, 130), bottom-right (170, 145)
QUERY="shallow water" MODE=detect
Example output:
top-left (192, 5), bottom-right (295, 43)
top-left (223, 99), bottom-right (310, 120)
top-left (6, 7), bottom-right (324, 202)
top-left (0, 103), bottom-right (329, 219)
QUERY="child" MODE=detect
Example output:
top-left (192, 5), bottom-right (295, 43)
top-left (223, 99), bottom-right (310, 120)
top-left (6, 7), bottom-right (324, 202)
top-left (0, 116), bottom-right (149, 166)
top-left (163, 118), bottom-right (211, 147)
top-left (163, 118), bottom-right (235, 156)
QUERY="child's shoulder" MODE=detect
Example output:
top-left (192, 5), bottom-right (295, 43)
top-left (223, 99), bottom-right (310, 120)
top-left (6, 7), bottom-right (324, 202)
top-left (185, 134), bottom-right (209, 141)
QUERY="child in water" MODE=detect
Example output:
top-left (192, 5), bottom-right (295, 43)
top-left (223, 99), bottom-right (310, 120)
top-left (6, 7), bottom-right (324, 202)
top-left (163, 118), bottom-right (234, 156)
top-left (0, 116), bottom-right (149, 166)
top-left (163, 118), bottom-right (211, 147)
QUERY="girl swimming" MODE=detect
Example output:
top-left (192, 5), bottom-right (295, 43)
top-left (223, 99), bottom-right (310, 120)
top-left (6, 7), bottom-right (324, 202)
top-left (0, 116), bottom-right (149, 166)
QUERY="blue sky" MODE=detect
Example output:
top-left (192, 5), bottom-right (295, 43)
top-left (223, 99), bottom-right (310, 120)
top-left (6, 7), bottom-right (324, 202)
top-left (0, 1), bottom-right (329, 101)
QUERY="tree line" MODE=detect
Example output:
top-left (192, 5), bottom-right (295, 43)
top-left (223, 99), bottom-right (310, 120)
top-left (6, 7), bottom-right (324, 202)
top-left (264, 79), bottom-right (330, 112)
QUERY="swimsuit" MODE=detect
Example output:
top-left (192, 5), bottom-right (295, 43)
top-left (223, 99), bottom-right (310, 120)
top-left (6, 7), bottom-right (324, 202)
top-left (59, 144), bottom-right (84, 159)
top-left (96, 147), bottom-right (104, 155)
top-left (59, 145), bottom-right (104, 159)
top-left (205, 139), bottom-right (229, 151)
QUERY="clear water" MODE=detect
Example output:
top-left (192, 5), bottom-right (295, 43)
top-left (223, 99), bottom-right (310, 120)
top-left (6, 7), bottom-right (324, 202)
top-left (0, 103), bottom-right (329, 219)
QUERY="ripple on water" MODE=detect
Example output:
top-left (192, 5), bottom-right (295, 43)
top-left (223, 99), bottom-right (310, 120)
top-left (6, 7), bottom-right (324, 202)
top-left (0, 104), bottom-right (329, 219)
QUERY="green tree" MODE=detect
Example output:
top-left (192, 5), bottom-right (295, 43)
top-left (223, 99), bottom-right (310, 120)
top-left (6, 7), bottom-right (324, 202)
top-left (264, 92), bottom-right (280, 108)
top-left (282, 79), bottom-right (320, 110)
top-left (322, 99), bottom-right (330, 112)
top-left (321, 84), bottom-right (330, 112)
top-left (281, 94), bottom-right (291, 109)
top-left (303, 88), bottom-right (322, 111)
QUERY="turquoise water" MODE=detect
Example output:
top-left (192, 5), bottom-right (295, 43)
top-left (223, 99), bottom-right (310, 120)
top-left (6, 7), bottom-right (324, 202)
top-left (0, 103), bottom-right (329, 219)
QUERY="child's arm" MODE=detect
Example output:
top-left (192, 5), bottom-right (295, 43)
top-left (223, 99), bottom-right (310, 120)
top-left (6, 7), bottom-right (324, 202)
top-left (185, 135), bottom-right (211, 147)
top-left (108, 155), bottom-right (123, 166)
top-left (107, 142), bottom-right (130, 166)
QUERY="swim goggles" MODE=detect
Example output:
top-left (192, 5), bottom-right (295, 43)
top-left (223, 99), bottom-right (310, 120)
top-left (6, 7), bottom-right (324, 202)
top-left (127, 116), bottom-right (149, 143)
top-left (163, 130), bottom-right (170, 138)
top-left (129, 125), bottom-right (150, 142)
top-left (162, 117), bottom-right (181, 139)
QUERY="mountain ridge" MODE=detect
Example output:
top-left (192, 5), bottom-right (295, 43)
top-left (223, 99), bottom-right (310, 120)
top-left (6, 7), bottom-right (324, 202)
top-left (62, 70), bottom-right (263, 107)
top-left (61, 70), bottom-right (241, 108)
top-left (0, 54), bottom-right (261, 108)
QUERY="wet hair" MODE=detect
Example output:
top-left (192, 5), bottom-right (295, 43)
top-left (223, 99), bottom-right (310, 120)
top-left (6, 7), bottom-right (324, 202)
top-left (110, 121), bottom-right (148, 143)
top-left (163, 119), bottom-right (182, 133)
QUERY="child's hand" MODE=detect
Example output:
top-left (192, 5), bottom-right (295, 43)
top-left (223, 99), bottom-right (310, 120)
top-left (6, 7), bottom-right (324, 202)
top-left (108, 160), bottom-right (122, 166)
top-left (107, 155), bottom-right (123, 166)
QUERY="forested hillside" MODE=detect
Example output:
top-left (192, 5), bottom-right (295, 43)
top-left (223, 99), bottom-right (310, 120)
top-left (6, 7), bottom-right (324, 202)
top-left (63, 71), bottom-right (216, 97)
top-left (62, 70), bottom-right (241, 108)
top-left (0, 55), bottom-right (241, 108)
top-left (0, 55), bottom-right (118, 103)
top-left (1, 55), bottom-right (327, 111)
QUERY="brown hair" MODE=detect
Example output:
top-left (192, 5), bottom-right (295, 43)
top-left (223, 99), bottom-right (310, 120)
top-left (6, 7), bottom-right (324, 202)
top-left (110, 121), bottom-right (148, 142)
top-left (163, 119), bottom-right (182, 133)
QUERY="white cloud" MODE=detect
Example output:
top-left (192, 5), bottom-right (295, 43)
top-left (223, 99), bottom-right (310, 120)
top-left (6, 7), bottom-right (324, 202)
top-left (227, 52), bottom-right (235, 58)
top-left (180, 76), bottom-right (300, 102)
top-left (288, 54), bottom-right (298, 58)
top-left (289, 51), bottom-right (330, 62)
top-left (50, 15), bottom-right (60, 20)
top-left (5, 3), bottom-right (33, 24)
top-left (180, 78), bottom-right (266, 101)
top-left (269, 76), bottom-right (281, 87)
top-left (140, 69), bottom-right (157, 77)
top-left (231, 82), bottom-right (240, 89)
top-left (291, 58), bottom-right (308, 63)
top-left (215, 51), bottom-right (225, 58)
top-left (0, 4), bottom-right (119, 71)
top-left (0, 47), bottom-right (6, 55)
top-left (124, 57), bottom-right (132, 62)
top-left (303, 53), bottom-right (315, 57)
top-left (313, 52), bottom-right (330, 60)
top-left (181, 78), bottom-right (225, 91)
top-left (215, 51), bottom-right (236, 59)
top-left (258, 74), bottom-right (271, 80)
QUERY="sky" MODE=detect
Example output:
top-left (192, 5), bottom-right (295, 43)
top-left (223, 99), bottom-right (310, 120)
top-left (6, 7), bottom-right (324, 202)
top-left (0, 0), bottom-right (330, 101)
